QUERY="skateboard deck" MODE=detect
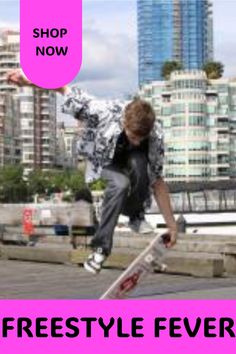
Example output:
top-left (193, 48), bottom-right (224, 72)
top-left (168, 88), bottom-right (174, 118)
top-left (100, 232), bottom-right (170, 299)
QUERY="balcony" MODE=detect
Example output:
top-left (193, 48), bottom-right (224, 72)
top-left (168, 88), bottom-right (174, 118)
top-left (40, 107), bottom-right (50, 113)
top-left (206, 89), bottom-right (218, 96)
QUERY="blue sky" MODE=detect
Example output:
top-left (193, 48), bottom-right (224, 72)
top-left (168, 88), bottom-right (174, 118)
top-left (0, 0), bottom-right (236, 97)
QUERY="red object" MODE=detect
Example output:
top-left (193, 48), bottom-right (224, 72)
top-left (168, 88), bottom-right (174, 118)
top-left (23, 208), bottom-right (34, 235)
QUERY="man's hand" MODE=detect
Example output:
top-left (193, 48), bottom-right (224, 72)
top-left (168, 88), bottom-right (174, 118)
top-left (6, 69), bottom-right (32, 87)
top-left (6, 69), bottom-right (70, 94)
top-left (166, 228), bottom-right (177, 248)
top-left (56, 86), bottom-right (71, 95)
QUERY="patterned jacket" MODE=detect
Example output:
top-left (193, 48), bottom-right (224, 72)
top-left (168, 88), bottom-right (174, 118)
top-left (61, 86), bottom-right (164, 185)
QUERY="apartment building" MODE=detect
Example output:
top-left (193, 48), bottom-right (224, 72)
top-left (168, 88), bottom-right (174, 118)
top-left (139, 70), bottom-right (236, 182)
top-left (0, 29), bottom-right (57, 174)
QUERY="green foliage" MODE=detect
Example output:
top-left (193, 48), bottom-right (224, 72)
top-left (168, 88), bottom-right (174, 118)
top-left (89, 178), bottom-right (107, 191)
top-left (0, 166), bottom-right (87, 203)
top-left (0, 165), bottom-right (28, 203)
top-left (27, 169), bottom-right (51, 195)
top-left (161, 61), bottom-right (183, 80)
top-left (202, 61), bottom-right (224, 79)
top-left (62, 193), bottom-right (74, 203)
top-left (27, 169), bottom-right (85, 195)
top-left (67, 170), bottom-right (86, 194)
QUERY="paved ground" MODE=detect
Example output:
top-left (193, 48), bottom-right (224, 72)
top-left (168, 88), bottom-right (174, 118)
top-left (0, 260), bottom-right (236, 299)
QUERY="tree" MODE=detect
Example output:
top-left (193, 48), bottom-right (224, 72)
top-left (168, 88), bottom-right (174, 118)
top-left (0, 165), bottom-right (28, 203)
top-left (27, 168), bottom-right (87, 201)
top-left (203, 61), bottom-right (224, 79)
top-left (161, 61), bottom-right (183, 80)
top-left (67, 170), bottom-right (86, 194)
top-left (27, 169), bottom-right (51, 196)
top-left (46, 169), bottom-right (69, 194)
top-left (0, 165), bottom-right (89, 203)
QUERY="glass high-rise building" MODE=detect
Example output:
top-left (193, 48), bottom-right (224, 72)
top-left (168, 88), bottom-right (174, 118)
top-left (137, 0), bottom-right (213, 86)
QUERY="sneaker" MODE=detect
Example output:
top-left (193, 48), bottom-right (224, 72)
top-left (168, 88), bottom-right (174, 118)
top-left (84, 248), bottom-right (106, 274)
top-left (128, 217), bottom-right (154, 234)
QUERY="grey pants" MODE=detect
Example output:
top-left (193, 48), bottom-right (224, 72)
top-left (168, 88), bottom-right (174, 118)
top-left (90, 151), bottom-right (149, 255)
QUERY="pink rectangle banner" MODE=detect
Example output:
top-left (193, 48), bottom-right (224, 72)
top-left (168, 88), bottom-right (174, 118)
top-left (0, 300), bottom-right (235, 354)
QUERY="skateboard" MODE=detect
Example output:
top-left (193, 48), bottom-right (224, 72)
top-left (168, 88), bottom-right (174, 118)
top-left (100, 232), bottom-right (170, 299)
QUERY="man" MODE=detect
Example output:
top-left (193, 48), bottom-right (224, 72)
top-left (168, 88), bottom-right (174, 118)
top-left (7, 69), bottom-right (177, 274)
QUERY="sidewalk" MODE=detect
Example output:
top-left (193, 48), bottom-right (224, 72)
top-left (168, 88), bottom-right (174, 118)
top-left (0, 260), bottom-right (235, 299)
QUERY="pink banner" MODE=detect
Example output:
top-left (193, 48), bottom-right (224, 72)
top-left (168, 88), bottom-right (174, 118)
top-left (0, 300), bottom-right (235, 353)
top-left (20, 0), bottom-right (82, 89)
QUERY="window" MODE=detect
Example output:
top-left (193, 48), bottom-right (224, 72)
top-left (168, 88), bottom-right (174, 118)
top-left (189, 103), bottom-right (206, 113)
top-left (189, 116), bottom-right (205, 126)
top-left (207, 105), bottom-right (217, 114)
top-left (174, 103), bottom-right (185, 113)
top-left (161, 106), bottom-right (171, 115)
top-left (172, 116), bottom-right (185, 127)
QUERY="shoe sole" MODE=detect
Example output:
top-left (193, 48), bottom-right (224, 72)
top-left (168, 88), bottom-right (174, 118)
top-left (128, 224), bottom-right (154, 234)
top-left (129, 227), bottom-right (153, 234)
top-left (83, 261), bottom-right (100, 275)
top-left (139, 229), bottom-right (153, 234)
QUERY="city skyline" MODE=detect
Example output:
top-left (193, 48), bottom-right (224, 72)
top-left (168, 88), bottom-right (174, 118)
top-left (0, 0), bottom-right (236, 97)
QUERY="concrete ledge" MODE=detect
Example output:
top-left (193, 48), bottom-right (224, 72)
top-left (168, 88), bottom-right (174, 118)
top-left (71, 248), bottom-right (223, 277)
top-left (172, 240), bottom-right (236, 254)
top-left (224, 244), bottom-right (236, 255)
top-left (165, 251), bottom-right (224, 277)
top-left (114, 230), bottom-right (236, 243)
top-left (224, 256), bottom-right (236, 276)
top-left (0, 244), bottom-right (225, 278)
top-left (176, 233), bottom-right (236, 243)
top-left (3, 231), bottom-right (236, 250)
top-left (0, 246), bottom-right (71, 264)
top-left (0, 246), bottom-right (136, 269)
top-left (70, 249), bottom-right (136, 269)
top-left (223, 244), bottom-right (236, 275)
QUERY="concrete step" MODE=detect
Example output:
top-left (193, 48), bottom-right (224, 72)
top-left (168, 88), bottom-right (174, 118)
top-left (0, 245), bottom-right (71, 264)
top-left (72, 248), bottom-right (224, 278)
top-left (2, 233), bottom-right (236, 257)
top-left (70, 249), bottom-right (136, 269)
top-left (3, 230), bottom-right (236, 249)
top-left (0, 244), bottom-right (224, 278)
top-left (170, 240), bottom-right (236, 254)
top-left (113, 230), bottom-right (236, 246)
top-left (165, 251), bottom-right (224, 277)
top-left (223, 244), bottom-right (236, 276)
top-left (177, 233), bottom-right (236, 243)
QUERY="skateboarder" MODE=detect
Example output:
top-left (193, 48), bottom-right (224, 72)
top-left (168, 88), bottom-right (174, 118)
top-left (7, 69), bottom-right (177, 274)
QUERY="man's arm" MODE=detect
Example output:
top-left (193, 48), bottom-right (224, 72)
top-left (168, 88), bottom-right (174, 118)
top-left (6, 69), bottom-right (93, 121)
top-left (7, 70), bottom-right (126, 122)
top-left (152, 177), bottom-right (177, 248)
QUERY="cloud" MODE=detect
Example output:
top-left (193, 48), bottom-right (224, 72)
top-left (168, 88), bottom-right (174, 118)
top-left (72, 25), bottom-right (138, 98)
top-left (0, 22), bottom-right (18, 30)
top-left (215, 39), bottom-right (236, 78)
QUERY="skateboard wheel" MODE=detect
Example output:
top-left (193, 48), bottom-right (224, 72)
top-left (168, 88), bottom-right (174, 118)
top-left (145, 254), bottom-right (154, 263)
